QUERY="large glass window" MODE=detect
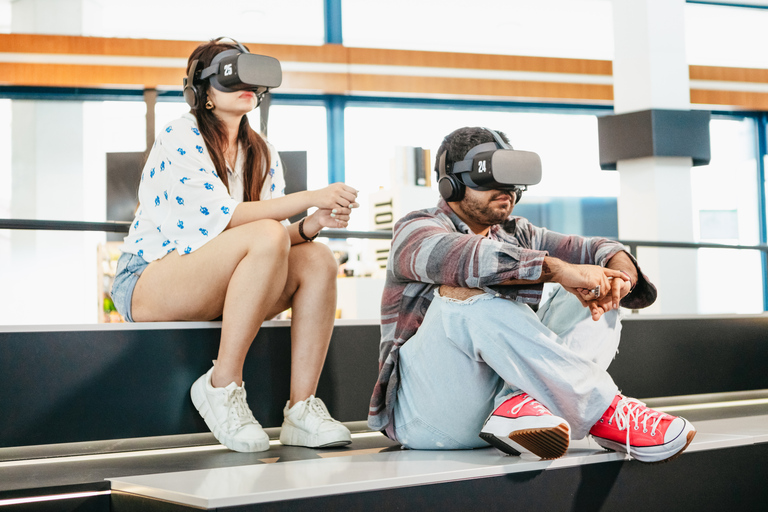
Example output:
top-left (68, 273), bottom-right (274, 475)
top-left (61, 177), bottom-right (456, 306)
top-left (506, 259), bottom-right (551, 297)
top-left (156, 101), bottom-right (329, 191)
top-left (342, 0), bottom-right (614, 59)
top-left (343, 105), bottom-right (617, 233)
top-left (0, 99), bottom-right (147, 325)
top-left (0, 97), bottom-right (332, 325)
top-left (155, 101), bottom-right (190, 136)
top-left (0, 0), bottom-right (9, 33)
top-left (693, 116), bottom-right (763, 314)
top-left (98, 0), bottom-right (325, 45)
top-left (686, 2), bottom-right (768, 68)
top-left (263, 104), bottom-right (329, 192)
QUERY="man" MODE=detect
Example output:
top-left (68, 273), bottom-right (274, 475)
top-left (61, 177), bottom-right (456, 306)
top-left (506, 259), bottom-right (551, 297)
top-left (368, 127), bottom-right (696, 463)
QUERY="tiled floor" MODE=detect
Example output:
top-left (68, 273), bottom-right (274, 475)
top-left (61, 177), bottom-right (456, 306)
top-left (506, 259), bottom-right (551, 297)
top-left (108, 412), bottom-right (768, 509)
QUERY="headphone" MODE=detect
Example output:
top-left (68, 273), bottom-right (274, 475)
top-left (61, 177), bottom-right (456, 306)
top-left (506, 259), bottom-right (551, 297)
top-left (183, 37), bottom-right (251, 109)
top-left (437, 128), bottom-right (524, 204)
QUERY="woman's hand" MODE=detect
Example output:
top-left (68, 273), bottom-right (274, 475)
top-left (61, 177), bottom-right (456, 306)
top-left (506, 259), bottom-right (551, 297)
top-left (309, 183), bottom-right (359, 210)
top-left (311, 206), bottom-right (353, 229)
top-left (299, 205), bottom-right (354, 240)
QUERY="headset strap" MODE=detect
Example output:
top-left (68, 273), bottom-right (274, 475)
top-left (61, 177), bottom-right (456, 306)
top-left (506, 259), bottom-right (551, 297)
top-left (482, 127), bottom-right (512, 149)
top-left (451, 142), bottom-right (498, 174)
top-left (212, 36), bottom-right (249, 54)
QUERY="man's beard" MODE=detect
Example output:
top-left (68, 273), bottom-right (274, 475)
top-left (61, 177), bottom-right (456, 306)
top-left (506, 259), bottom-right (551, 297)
top-left (461, 192), bottom-right (514, 226)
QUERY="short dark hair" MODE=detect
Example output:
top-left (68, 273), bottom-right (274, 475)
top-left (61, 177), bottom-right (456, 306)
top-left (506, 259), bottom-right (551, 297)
top-left (434, 127), bottom-right (511, 180)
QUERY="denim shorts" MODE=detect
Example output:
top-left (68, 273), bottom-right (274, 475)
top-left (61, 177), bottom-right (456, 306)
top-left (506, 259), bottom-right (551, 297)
top-left (111, 252), bottom-right (149, 322)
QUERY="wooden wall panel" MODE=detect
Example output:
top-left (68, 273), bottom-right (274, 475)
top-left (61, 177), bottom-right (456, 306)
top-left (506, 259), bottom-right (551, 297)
top-left (345, 47), bottom-right (613, 75)
top-left (0, 62), bottom-right (183, 88)
top-left (690, 65), bottom-right (768, 84)
top-left (348, 74), bottom-right (613, 102)
top-left (2, 34), bottom-right (768, 109)
top-left (691, 89), bottom-right (768, 111)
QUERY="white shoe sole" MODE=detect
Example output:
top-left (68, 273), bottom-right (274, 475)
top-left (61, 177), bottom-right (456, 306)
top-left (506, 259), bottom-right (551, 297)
top-left (190, 375), bottom-right (270, 453)
top-left (279, 422), bottom-right (352, 448)
top-left (591, 421), bottom-right (697, 464)
top-left (480, 415), bottom-right (570, 459)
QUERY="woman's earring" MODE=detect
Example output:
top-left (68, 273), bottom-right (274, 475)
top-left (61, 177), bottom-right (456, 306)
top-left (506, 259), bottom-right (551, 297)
top-left (205, 99), bottom-right (214, 110)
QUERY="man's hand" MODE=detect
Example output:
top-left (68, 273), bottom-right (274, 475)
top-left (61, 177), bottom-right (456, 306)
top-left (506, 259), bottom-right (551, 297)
top-left (545, 257), bottom-right (629, 321)
top-left (574, 275), bottom-right (632, 321)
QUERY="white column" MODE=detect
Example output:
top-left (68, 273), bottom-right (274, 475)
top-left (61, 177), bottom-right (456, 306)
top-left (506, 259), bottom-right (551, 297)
top-left (612, 0), bottom-right (698, 315)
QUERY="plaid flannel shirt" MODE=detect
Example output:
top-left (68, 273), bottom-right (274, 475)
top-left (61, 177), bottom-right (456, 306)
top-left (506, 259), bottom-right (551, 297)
top-left (367, 198), bottom-right (656, 440)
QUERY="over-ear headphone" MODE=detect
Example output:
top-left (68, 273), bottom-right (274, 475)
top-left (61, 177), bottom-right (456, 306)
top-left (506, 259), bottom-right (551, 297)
top-left (437, 129), bottom-right (524, 204)
top-left (183, 37), bottom-right (251, 109)
top-left (437, 147), bottom-right (465, 202)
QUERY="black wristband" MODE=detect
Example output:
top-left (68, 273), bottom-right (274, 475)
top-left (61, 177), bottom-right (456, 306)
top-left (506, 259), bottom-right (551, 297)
top-left (298, 217), bottom-right (318, 242)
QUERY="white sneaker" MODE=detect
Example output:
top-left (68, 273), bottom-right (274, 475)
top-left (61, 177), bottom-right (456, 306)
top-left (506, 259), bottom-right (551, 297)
top-left (190, 366), bottom-right (270, 453)
top-left (279, 395), bottom-right (352, 448)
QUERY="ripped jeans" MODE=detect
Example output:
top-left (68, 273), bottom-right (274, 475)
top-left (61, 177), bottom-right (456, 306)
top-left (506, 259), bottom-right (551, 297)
top-left (393, 285), bottom-right (621, 450)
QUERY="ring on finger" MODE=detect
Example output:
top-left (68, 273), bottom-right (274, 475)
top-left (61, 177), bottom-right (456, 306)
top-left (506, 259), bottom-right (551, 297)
top-left (590, 285), bottom-right (600, 298)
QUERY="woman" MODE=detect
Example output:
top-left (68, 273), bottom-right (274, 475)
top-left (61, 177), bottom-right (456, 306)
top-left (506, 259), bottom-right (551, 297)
top-left (111, 39), bottom-right (359, 452)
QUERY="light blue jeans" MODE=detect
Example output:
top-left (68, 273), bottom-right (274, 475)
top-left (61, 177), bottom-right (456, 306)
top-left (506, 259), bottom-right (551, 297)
top-left (393, 285), bottom-right (621, 450)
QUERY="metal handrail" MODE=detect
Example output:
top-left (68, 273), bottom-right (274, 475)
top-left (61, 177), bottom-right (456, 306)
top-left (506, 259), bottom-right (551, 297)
top-left (3, 218), bottom-right (768, 252)
top-left (0, 218), bottom-right (393, 240)
top-left (618, 239), bottom-right (768, 255)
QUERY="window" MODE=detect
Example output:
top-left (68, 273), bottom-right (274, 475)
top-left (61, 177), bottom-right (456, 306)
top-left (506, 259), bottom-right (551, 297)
top-left (693, 116), bottom-right (763, 314)
top-left (256, 104), bottom-right (329, 192)
top-left (0, 99), bottom-right (147, 325)
top-left (0, 0), bottom-right (9, 33)
top-left (98, 0), bottom-right (325, 45)
top-left (343, 105), bottom-right (617, 233)
top-left (342, 0), bottom-right (614, 59)
top-left (686, 2), bottom-right (768, 68)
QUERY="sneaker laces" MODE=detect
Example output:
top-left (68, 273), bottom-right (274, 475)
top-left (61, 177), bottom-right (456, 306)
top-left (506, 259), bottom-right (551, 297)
top-left (299, 396), bottom-right (340, 425)
top-left (609, 396), bottom-right (665, 456)
top-left (510, 394), bottom-right (549, 415)
top-left (225, 386), bottom-right (257, 430)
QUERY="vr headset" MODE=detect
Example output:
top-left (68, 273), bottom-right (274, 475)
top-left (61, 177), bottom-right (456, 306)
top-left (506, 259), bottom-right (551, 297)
top-left (437, 128), bottom-right (542, 203)
top-left (183, 37), bottom-right (282, 109)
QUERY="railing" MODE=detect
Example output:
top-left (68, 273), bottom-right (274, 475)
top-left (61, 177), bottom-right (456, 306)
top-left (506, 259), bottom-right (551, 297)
top-left (3, 218), bottom-right (768, 251)
top-left (3, 218), bottom-right (768, 310)
top-left (0, 218), bottom-right (394, 240)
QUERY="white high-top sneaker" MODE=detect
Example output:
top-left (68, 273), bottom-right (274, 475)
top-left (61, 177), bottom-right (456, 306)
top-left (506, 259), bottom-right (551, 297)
top-left (190, 366), bottom-right (270, 453)
top-left (280, 396), bottom-right (352, 448)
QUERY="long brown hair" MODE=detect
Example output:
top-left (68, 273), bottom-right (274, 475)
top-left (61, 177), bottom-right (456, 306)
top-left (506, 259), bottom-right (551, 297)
top-left (186, 40), bottom-right (270, 202)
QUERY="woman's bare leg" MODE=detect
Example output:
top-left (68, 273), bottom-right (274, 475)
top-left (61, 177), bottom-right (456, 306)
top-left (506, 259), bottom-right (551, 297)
top-left (265, 241), bottom-right (339, 407)
top-left (131, 219), bottom-right (291, 386)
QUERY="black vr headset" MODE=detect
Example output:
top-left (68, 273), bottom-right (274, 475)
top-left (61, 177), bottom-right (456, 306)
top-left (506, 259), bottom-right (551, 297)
top-left (437, 128), bottom-right (542, 203)
top-left (183, 37), bottom-right (282, 109)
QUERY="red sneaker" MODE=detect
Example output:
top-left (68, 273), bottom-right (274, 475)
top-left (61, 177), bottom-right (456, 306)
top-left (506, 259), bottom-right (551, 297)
top-left (479, 393), bottom-right (570, 460)
top-left (589, 394), bottom-right (696, 463)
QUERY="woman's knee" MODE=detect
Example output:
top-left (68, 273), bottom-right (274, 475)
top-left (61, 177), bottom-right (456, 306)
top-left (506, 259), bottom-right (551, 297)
top-left (293, 242), bottom-right (338, 279)
top-left (241, 219), bottom-right (290, 257)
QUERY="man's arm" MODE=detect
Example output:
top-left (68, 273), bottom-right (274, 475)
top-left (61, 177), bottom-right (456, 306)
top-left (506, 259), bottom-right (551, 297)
top-left (389, 211), bottom-right (547, 288)
top-left (494, 255), bottom-right (629, 321)
top-left (502, 256), bottom-right (627, 294)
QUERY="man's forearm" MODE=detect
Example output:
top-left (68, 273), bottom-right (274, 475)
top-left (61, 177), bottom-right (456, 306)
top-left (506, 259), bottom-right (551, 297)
top-left (499, 256), bottom-right (564, 286)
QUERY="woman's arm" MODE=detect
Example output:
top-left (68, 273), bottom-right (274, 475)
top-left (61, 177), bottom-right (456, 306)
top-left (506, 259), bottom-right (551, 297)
top-left (227, 183), bottom-right (358, 229)
top-left (285, 207), bottom-right (352, 246)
